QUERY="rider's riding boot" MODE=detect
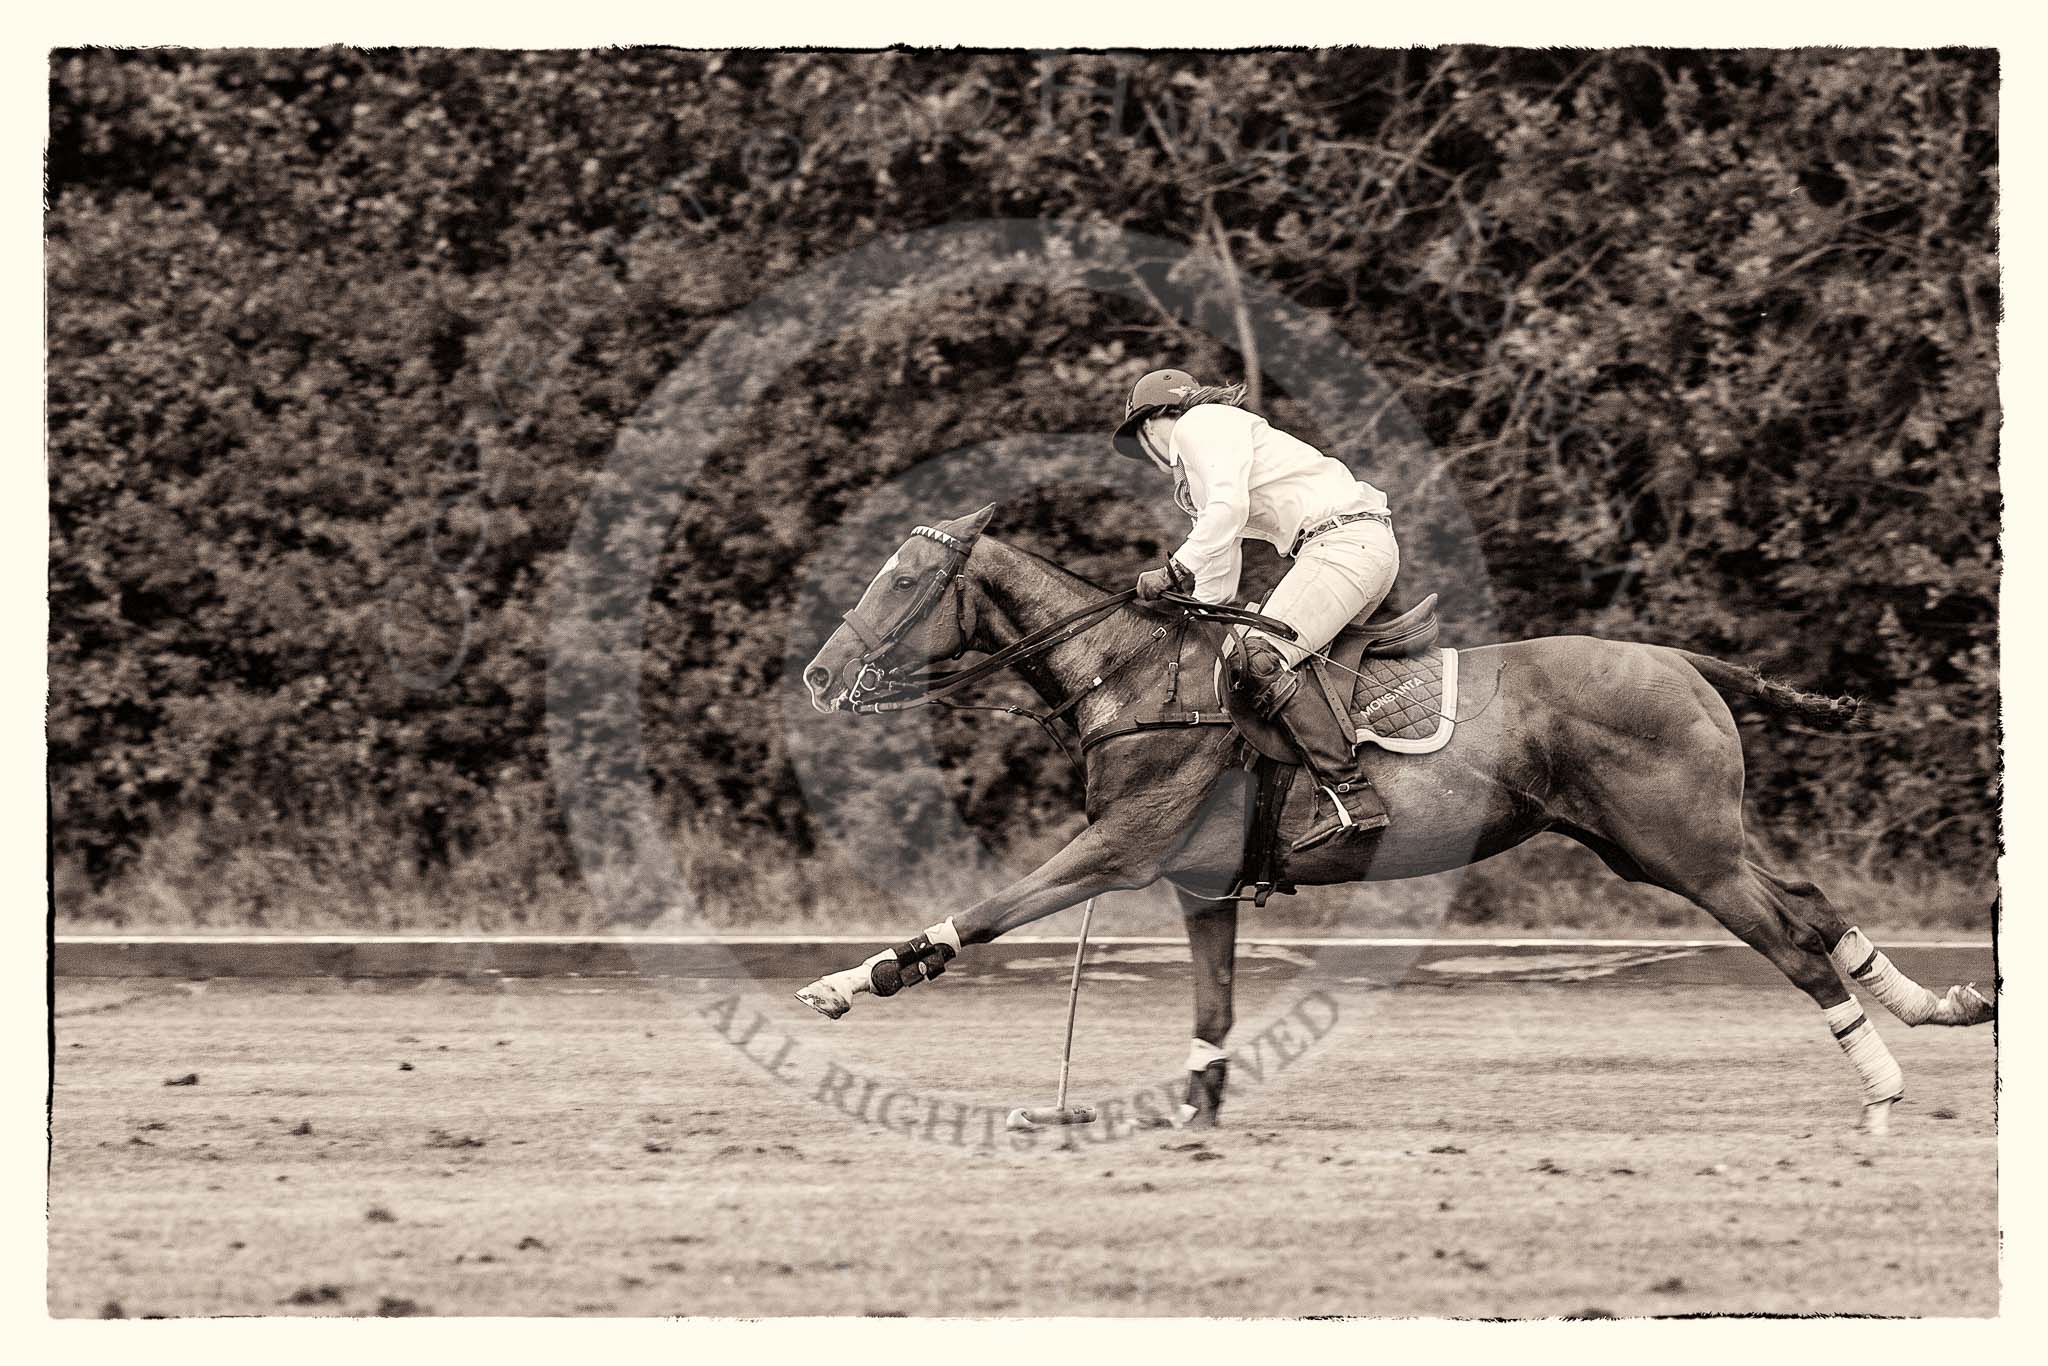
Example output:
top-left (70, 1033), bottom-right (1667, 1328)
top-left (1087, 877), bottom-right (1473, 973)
top-left (1280, 689), bottom-right (1390, 852)
top-left (1244, 639), bottom-right (1389, 852)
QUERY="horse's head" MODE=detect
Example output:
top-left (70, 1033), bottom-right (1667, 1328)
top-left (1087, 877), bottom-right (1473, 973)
top-left (803, 503), bottom-right (997, 714)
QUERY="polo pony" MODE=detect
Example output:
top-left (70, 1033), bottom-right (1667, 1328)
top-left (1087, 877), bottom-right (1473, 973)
top-left (796, 505), bottom-right (1993, 1134)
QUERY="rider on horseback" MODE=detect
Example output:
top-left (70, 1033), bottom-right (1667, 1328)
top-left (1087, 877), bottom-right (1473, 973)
top-left (1116, 369), bottom-right (1398, 849)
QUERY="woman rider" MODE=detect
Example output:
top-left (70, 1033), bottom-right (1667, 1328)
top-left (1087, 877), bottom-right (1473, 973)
top-left (1115, 368), bottom-right (1398, 850)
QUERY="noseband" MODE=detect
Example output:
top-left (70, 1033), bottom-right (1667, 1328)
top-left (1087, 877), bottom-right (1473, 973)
top-left (840, 525), bottom-right (977, 707)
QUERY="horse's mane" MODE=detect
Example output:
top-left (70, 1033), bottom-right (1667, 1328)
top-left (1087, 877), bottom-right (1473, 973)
top-left (981, 534), bottom-right (1117, 599)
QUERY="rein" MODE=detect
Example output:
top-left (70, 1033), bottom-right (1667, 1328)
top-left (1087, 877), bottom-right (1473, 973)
top-left (842, 534), bottom-right (1299, 775)
top-left (848, 590), bottom-right (1139, 713)
top-left (1155, 592), bottom-right (1299, 639)
top-left (847, 582), bottom-right (1297, 716)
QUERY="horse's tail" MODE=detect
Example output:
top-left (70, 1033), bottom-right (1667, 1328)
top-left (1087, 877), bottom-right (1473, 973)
top-left (1675, 649), bottom-right (1864, 730)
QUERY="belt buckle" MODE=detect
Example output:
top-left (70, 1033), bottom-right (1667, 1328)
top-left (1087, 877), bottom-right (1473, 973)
top-left (1301, 511), bottom-right (1379, 556)
top-left (1293, 516), bottom-right (1337, 557)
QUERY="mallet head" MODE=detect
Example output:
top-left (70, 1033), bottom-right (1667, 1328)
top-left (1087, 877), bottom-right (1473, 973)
top-left (1004, 1105), bottom-right (1098, 1131)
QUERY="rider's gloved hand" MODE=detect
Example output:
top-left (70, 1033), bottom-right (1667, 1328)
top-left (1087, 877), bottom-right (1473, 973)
top-left (1135, 558), bottom-right (1195, 602)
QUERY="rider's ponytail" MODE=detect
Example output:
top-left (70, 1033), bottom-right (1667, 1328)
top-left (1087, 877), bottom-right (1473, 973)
top-left (1166, 382), bottom-right (1250, 413)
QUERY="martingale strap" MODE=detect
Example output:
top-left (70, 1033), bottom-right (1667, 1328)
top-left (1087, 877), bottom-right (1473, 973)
top-left (1078, 709), bottom-right (1234, 754)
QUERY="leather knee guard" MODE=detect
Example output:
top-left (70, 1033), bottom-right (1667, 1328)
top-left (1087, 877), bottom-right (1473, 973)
top-left (1241, 637), bottom-right (1300, 719)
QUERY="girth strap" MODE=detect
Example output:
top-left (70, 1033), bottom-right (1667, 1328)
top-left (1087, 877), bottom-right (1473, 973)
top-left (1079, 710), bottom-right (1232, 754)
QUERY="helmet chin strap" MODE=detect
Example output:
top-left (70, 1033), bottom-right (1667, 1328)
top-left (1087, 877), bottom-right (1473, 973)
top-left (1140, 422), bottom-right (1174, 473)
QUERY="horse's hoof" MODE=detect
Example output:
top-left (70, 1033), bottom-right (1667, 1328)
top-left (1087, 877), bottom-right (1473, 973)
top-left (795, 981), bottom-right (850, 1020)
top-left (1949, 983), bottom-right (1996, 1025)
top-left (1859, 1096), bottom-right (1900, 1136)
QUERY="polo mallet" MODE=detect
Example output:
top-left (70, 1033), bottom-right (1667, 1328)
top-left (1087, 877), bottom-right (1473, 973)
top-left (1004, 898), bottom-right (1099, 1132)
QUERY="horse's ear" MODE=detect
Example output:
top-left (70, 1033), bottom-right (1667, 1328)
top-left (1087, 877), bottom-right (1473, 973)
top-left (944, 503), bottom-right (997, 542)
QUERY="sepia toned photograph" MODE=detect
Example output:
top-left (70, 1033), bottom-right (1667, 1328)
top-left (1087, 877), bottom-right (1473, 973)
top-left (46, 42), bottom-right (2000, 1319)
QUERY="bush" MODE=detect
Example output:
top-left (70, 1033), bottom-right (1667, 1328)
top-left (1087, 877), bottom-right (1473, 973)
top-left (48, 49), bottom-right (1999, 926)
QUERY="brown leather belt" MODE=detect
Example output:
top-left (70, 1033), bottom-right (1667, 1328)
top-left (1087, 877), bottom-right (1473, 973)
top-left (1289, 509), bottom-right (1391, 557)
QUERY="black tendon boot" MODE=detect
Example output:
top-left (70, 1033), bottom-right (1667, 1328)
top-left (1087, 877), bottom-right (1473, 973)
top-left (1184, 1058), bottom-right (1228, 1128)
top-left (867, 930), bottom-right (956, 997)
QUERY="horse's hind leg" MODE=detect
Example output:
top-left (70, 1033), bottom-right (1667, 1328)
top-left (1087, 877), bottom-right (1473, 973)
top-left (1674, 863), bottom-right (1914, 1134)
top-left (1176, 884), bottom-right (1237, 1128)
top-left (1561, 655), bottom-right (1988, 1132)
top-left (1572, 807), bottom-right (1916, 1132)
top-left (1581, 824), bottom-right (1953, 1133)
top-left (1566, 814), bottom-right (1909, 1131)
top-left (1573, 795), bottom-right (1911, 1131)
top-left (1577, 829), bottom-right (1990, 1029)
top-left (1757, 867), bottom-right (1994, 1028)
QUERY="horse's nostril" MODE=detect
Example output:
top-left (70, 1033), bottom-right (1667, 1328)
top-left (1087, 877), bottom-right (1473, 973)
top-left (805, 665), bottom-right (831, 691)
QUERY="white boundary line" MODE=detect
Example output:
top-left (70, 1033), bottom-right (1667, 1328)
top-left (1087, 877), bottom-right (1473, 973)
top-left (51, 934), bottom-right (1993, 949)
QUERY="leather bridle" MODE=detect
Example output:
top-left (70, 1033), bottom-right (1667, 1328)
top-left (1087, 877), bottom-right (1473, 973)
top-left (840, 524), bottom-right (978, 709)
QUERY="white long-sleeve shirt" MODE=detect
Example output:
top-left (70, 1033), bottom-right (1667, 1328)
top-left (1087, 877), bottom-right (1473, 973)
top-left (1167, 404), bottom-right (1389, 603)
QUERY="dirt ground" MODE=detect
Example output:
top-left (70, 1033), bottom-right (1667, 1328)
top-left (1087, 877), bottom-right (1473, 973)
top-left (50, 968), bottom-right (1998, 1318)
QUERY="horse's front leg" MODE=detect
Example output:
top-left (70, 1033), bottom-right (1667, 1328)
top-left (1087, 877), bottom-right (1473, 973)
top-left (1176, 883), bottom-right (1237, 1128)
top-left (796, 821), bottom-right (1161, 1019)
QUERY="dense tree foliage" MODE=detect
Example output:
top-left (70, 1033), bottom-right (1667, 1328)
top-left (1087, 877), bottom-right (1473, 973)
top-left (47, 48), bottom-right (1999, 918)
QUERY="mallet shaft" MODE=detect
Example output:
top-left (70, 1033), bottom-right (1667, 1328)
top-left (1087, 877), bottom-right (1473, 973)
top-left (1053, 898), bottom-right (1094, 1112)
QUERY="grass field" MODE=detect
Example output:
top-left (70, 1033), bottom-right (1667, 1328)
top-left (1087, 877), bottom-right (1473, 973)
top-left (51, 964), bottom-right (1997, 1318)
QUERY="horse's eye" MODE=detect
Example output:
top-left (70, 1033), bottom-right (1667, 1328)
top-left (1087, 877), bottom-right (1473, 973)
top-left (892, 574), bottom-right (918, 592)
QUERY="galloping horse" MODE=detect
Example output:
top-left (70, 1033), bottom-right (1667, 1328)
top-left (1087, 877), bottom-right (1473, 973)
top-left (796, 505), bottom-right (1993, 1134)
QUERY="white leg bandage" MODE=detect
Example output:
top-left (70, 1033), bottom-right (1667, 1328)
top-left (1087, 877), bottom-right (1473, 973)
top-left (1830, 926), bottom-right (1986, 1026)
top-left (1185, 1038), bottom-right (1228, 1072)
top-left (843, 951), bottom-right (891, 996)
top-left (927, 918), bottom-right (963, 954)
top-left (1822, 998), bottom-right (1904, 1106)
